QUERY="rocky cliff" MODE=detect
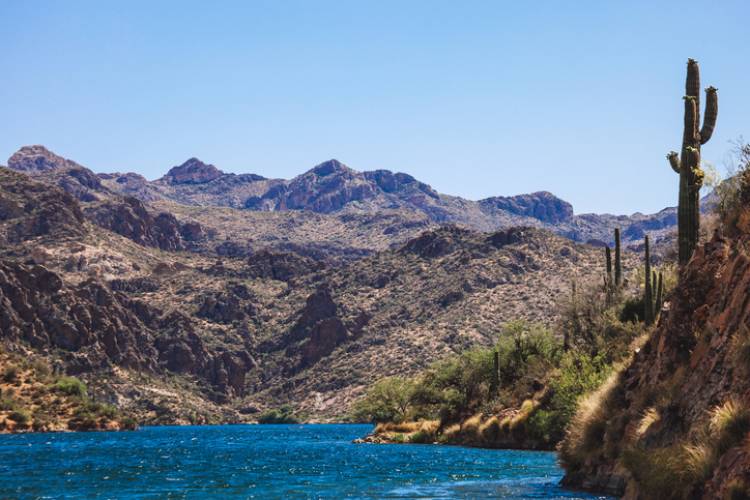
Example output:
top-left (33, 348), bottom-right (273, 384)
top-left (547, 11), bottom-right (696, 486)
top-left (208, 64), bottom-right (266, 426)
top-left (559, 174), bottom-right (750, 499)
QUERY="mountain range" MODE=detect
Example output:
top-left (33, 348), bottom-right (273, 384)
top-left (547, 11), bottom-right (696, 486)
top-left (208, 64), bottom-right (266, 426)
top-left (0, 145), bottom-right (669, 423)
top-left (7, 145), bottom-right (681, 255)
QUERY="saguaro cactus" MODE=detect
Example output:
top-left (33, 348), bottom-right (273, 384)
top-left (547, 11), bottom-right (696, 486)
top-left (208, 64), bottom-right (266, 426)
top-left (655, 272), bottom-right (664, 317)
top-left (667, 58), bottom-right (718, 264)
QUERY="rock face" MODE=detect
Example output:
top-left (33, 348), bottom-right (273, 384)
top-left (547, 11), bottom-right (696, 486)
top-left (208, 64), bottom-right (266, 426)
top-left (245, 250), bottom-right (322, 282)
top-left (479, 191), bottom-right (574, 224)
top-left (286, 285), bottom-right (351, 370)
top-left (163, 158), bottom-right (224, 184)
top-left (0, 260), bottom-right (157, 370)
top-left (7, 145), bottom-right (83, 173)
top-left (560, 200), bottom-right (750, 498)
top-left (84, 197), bottom-right (204, 251)
top-left (0, 168), bottom-right (87, 244)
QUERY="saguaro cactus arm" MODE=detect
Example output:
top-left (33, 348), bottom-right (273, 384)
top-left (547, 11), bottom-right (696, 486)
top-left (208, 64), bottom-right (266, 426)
top-left (667, 152), bottom-right (681, 173)
top-left (684, 96), bottom-right (699, 143)
top-left (700, 87), bottom-right (718, 144)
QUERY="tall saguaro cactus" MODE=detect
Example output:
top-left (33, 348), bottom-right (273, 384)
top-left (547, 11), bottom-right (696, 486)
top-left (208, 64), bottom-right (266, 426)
top-left (667, 58), bottom-right (718, 264)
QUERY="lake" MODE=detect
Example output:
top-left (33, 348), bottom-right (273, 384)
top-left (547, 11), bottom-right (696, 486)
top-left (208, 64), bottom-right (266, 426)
top-left (0, 424), bottom-right (610, 498)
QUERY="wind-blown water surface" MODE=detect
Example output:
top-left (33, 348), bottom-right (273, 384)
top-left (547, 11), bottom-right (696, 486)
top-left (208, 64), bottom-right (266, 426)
top-left (0, 424), bottom-right (611, 498)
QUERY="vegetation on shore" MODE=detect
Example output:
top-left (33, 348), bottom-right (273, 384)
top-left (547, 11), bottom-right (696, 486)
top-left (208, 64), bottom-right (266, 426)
top-left (257, 405), bottom-right (301, 424)
top-left (353, 247), bottom-right (667, 448)
top-left (0, 348), bottom-right (137, 432)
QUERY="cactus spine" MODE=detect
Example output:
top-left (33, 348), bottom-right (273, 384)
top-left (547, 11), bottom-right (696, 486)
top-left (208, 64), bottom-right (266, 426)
top-left (644, 235), bottom-right (654, 325)
top-left (667, 59), bottom-right (718, 265)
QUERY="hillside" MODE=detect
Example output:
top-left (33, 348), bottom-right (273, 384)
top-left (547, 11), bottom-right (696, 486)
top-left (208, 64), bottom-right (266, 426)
top-left (559, 169), bottom-right (750, 498)
top-left (0, 162), bottom-right (643, 424)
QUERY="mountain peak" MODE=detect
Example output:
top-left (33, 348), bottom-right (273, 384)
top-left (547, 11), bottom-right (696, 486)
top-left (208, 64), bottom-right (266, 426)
top-left (7, 145), bottom-right (82, 172)
top-left (309, 159), bottom-right (350, 177)
top-left (164, 157), bottom-right (223, 184)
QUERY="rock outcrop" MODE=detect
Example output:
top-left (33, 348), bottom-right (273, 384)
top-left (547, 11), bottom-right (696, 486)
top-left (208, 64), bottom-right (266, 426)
top-left (479, 191), bottom-right (574, 224)
top-left (7, 145), bottom-right (83, 173)
top-left (84, 197), bottom-right (204, 251)
top-left (285, 285), bottom-right (351, 369)
top-left (162, 158), bottom-right (224, 185)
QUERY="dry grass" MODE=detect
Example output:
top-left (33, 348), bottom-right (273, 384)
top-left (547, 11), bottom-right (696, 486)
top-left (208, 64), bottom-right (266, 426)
top-left (374, 419), bottom-right (440, 444)
top-left (558, 366), bottom-right (623, 470)
top-left (634, 407), bottom-right (660, 440)
top-left (709, 398), bottom-right (750, 455)
top-left (509, 399), bottom-right (539, 431)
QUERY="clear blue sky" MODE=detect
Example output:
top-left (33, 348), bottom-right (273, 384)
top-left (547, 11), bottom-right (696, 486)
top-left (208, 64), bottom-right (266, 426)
top-left (1, 1), bottom-right (747, 214)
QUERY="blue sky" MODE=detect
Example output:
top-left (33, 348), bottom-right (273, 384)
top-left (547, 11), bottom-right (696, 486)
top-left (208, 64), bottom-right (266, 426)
top-left (1, 1), bottom-right (748, 214)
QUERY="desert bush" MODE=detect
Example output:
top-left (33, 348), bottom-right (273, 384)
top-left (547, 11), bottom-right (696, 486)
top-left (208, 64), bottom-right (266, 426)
top-left (30, 359), bottom-right (51, 379)
top-left (119, 416), bottom-right (138, 430)
top-left (714, 140), bottom-right (750, 233)
top-left (257, 404), bottom-right (299, 424)
top-left (53, 376), bottom-right (88, 398)
top-left (351, 376), bottom-right (416, 423)
top-left (0, 397), bottom-right (17, 411)
top-left (2, 366), bottom-right (19, 384)
top-left (527, 351), bottom-right (611, 445)
top-left (8, 409), bottom-right (30, 427)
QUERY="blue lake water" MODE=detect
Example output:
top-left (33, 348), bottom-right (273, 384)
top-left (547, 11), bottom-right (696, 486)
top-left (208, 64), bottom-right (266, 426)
top-left (0, 424), bottom-right (611, 499)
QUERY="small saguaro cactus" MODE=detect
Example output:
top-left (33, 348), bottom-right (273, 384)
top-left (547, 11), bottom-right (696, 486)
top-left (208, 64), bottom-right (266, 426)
top-left (644, 235), bottom-right (654, 325)
top-left (655, 272), bottom-right (664, 317)
top-left (667, 58), bottom-right (718, 265)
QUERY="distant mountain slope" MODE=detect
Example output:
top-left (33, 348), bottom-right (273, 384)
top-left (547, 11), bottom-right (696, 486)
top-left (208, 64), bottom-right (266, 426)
top-left (6, 145), bottom-right (692, 251)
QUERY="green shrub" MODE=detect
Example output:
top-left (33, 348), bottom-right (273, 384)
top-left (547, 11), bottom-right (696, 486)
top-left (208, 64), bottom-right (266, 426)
top-left (351, 377), bottom-right (416, 423)
top-left (119, 416), bottom-right (138, 431)
top-left (257, 405), bottom-right (299, 424)
top-left (527, 352), bottom-right (611, 445)
top-left (619, 296), bottom-right (644, 323)
top-left (2, 366), bottom-right (19, 384)
top-left (30, 360), bottom-right (51, 379)
top-left (8, 409), bottom-right (30, 427)
top-left (408, 429), bottom-right (434, 444)
top-left (53, 376), bottom-right (88, 398)
top-left (0, 397), bottom-right (17, 411)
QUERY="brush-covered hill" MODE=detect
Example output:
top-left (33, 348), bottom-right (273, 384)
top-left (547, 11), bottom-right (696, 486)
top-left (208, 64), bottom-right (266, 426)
top-left (559, 168), bottom-right (750, 499)
top-left (0, 163), bottom-right (638, 425)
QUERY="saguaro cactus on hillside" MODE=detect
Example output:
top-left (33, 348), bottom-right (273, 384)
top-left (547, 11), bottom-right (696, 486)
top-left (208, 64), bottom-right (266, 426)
top-left (667, 58), bottom-right (718, 264)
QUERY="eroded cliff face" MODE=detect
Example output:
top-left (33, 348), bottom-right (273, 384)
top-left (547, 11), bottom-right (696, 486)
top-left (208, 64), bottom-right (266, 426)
top-left (560, 200), bottom-right (750, 498)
